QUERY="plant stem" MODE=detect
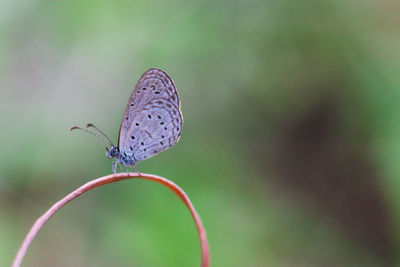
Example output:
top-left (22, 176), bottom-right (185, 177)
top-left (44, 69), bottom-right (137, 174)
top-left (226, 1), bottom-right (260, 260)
top-left (12, 172), bottom-right (210, 267)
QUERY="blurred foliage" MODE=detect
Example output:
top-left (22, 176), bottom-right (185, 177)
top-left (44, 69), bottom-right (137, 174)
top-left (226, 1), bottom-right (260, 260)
top-left (1, 0), bottom-right (400, 266)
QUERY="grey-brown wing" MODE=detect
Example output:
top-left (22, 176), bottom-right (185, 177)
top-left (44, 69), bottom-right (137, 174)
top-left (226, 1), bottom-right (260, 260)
top-left (118, 68), bottom-right (181, 152)
top-left (119, 98), bottom-right (182, 161)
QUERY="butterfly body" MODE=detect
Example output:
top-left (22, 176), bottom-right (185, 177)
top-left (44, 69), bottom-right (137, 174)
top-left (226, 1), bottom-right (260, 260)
top-left (106, 146), bottom-right (137, 173)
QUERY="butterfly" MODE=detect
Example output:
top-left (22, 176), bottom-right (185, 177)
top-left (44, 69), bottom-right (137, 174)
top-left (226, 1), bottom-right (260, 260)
top-left (71, 68), bottom-right (183, 173)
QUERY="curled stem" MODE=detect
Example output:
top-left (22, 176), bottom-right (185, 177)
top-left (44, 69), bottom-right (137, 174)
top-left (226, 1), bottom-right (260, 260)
top-left (12, 173), bottom-right (210, 267)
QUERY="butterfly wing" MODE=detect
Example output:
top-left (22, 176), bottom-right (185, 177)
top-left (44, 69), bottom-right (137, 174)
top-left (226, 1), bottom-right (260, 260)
top-left (118, 68), bottom-right (182, 162)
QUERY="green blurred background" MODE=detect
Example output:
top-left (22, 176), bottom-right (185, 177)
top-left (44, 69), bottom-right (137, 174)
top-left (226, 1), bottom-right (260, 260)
top-left (1, 0), bottom-right (400, 266)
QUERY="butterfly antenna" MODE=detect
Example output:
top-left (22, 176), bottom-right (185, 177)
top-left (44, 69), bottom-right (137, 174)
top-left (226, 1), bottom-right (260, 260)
top-left (70, 126), bottom-right (114, 146)
top-left (86, 123), bottom-right (114, 146)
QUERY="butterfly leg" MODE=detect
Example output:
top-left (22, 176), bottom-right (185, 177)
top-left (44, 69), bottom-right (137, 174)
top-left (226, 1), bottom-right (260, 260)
top-left (112, 161), bottom-right (117, 174)
top-left (112, 161), bottom-right (123, 174)
top-left (131, 162), bottom-right (139, 173)
top-left (117, 163), bottom-right (123, 173)
top-left (123, 164), bottom-right (130, 174)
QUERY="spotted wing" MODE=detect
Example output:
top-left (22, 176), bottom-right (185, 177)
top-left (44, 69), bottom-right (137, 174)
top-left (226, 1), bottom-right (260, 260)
top-left (118, 68), bottom-right (182, 160)
top-left (119, 68), bottom-right (180, 147)
top-left (120, 98), bottom-right (182, 161)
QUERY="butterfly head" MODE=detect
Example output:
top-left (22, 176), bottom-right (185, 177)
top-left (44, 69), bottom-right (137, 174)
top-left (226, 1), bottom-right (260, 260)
top-left (106, 146), bottom-right (119, 159)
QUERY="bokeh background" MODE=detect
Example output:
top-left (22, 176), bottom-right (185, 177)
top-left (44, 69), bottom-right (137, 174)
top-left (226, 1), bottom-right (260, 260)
top-left (1, 0), bottom-right (400, 266)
